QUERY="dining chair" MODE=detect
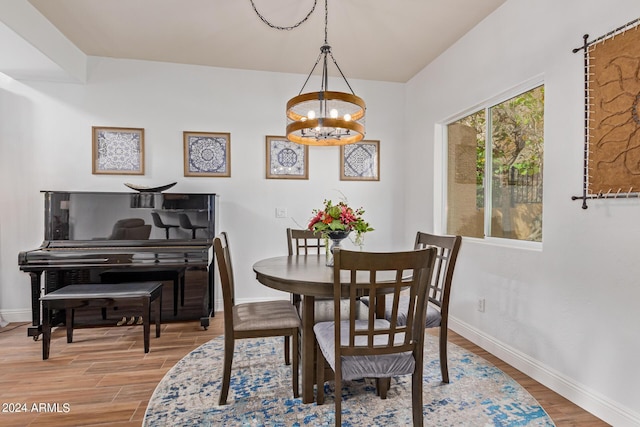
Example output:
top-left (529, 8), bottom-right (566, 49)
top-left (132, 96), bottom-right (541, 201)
top-left (413, 232), bottom-right (461, 383)
top-left (213, 232), bottom-right (301, 405)
top-left (286, 228), bottom-right (368, 321)
top-left (314, 247), bottom-right (437, 427)
top-left (150, 212), bottom-right (179, 239)
top-left (363, 232), bottom-right (462, 384)
top-left (286, 228), bottom-right (325, 310)
top-left (178, 213), bottom-right (207, 239)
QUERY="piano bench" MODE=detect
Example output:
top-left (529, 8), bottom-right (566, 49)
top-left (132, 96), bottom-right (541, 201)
top-left (39, 282), bottom-right (163, 360)
top-left (99, 267), bottom-right (186, 316)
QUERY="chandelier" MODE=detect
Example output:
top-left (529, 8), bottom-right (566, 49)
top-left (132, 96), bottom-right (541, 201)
top-left (252, 0), bottom-right (366, 146)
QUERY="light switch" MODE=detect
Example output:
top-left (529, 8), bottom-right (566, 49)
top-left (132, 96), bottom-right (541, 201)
top-left (275, 207), bottom-right (288, 218)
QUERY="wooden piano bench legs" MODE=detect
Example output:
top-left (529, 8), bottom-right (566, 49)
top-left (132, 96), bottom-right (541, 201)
top-left (40, 282), bottom-right (163, 360)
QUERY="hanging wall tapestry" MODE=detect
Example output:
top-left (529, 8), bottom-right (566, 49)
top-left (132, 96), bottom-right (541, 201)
top-left (572, 17), bottom-right (640, 208)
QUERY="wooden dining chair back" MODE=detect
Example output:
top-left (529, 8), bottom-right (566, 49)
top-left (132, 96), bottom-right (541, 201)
top-left (413, 232), bottom-right (461, 383)
top-left (286, 228), bottom-right (367, 323)
top-left (314, 247), bottom-right (437, 427)
top-left (363, 231), bottom-right (462, 384)
top-left (286, 228), bottom-right (325, 309)
top-left (213, 232), bottom-right (301, 405)
top-left (287, 228), bottom-right (325, 256)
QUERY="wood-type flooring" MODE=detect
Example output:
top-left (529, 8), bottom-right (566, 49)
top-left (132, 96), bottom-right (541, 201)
top-left (0, 317), bottom-right (609, 426)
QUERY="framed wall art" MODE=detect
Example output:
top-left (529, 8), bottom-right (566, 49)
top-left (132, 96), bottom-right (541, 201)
top-left (183, 131), bottom-right (231, 177)
top-left (265, 135), bottom-right (308, 179)
top-left (92, 126), bottom-right (144, 175)
top-left (340, 140), bottom-right (380, 181)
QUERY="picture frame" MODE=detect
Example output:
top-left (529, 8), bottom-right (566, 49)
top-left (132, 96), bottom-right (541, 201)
top-left (183, 131), bottom-right (231, 177)
top-left (340, 140), bottom-right (380, 181)
top-left (265, 135), bottom-right (309, 179)
top-left (92, 126), bottom-right (144, 175)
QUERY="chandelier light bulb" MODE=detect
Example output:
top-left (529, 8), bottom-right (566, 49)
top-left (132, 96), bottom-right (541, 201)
top-left (344, 113), bottom-right (352, 121)
top-left (307, 110), bottom-right (316, 119)
top-left (330, 109), bottom-right (339, 118)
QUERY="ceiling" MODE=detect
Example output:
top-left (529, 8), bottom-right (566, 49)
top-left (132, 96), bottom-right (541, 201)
top-left (23, 0), bottom-right (506, 83)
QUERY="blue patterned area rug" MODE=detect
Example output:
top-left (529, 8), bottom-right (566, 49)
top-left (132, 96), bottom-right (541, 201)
top-left (144, 334), bottom-right (555, 426)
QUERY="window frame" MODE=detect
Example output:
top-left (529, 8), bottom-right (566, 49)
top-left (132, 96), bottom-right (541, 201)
top-left (438, 77), bottom-right (545, 250)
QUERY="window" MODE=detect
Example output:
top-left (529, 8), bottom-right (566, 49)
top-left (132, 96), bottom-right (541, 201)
top-left (446, 85), bottom-right (544, 242)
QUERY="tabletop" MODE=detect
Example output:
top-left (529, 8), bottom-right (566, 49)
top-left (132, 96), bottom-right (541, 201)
top-left (253, 255), bottom-right (336, 298)
top-left (252, 255), bottom-right (405, 298)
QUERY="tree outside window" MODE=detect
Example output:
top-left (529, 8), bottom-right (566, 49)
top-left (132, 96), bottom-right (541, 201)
top-left (446, 85), bottom-right (544, 242)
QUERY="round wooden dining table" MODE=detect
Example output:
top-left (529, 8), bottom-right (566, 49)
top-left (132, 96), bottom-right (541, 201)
top-left (253, 254), bottom-right (388, 404)
top-left (253, 254), bottom-right (334, 403)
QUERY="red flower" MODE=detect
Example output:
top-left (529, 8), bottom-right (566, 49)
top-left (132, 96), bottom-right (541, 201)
top-left (308, 211), bottom-right (323, 229)
top-left (308, 198), bottom-right (373, 246)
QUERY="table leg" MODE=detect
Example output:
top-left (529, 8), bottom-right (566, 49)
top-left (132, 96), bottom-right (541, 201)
top-left (375, 293), bottom-right (385, 319)
top-left (301, 295), bottom-right (316, 404)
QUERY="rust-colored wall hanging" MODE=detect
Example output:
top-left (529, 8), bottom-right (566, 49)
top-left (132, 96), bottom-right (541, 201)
top-left (572, 17), bottom-right (640, 208)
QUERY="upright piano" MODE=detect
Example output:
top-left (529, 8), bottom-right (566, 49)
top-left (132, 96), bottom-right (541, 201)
top-left (18, 191), bottom-right (218, 338)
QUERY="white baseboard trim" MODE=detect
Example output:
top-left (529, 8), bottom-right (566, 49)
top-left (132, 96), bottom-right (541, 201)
top-left (449, 317), bottom-right (640, 427)
top-left (0, 309), bottom-right (31, 324)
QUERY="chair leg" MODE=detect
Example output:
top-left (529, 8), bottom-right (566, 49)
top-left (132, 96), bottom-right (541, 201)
top-left (316, 344), bottom-right (325, 405)
top-left (284, 336), bottom-right (291, 365)
top-left (334, 367), bottom-right (342, 427)
top-left (412, 363), bottom-right (424, 427)
top-left (291, 293), bottom-right (302, 314)
top-left (440, 327), bottom-right (449, 383)
top-left (292, 329), bottom-right (299, 398)
top-left (219, 336), bottom-right (234, 405)
top-left (376, 377), bottom-right (390, 399)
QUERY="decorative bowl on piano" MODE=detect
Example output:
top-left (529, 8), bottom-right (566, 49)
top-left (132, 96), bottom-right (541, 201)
top-left (124, 182), bottom-right (177, 193)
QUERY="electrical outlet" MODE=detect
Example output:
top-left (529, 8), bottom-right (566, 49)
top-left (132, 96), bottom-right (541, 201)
top-left (477, 298), bottom-right (485, 313)
top-left (275, 207), bottom-right (288, 218)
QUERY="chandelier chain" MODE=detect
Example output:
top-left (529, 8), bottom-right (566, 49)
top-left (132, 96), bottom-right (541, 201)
top-left (249, 0), bottom-right (318, 31)
top-left (323, 0), bottom-right (328, 44)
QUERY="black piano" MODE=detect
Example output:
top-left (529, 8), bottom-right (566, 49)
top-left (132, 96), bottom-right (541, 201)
top-left (18, 191), bottom-right (218, 338)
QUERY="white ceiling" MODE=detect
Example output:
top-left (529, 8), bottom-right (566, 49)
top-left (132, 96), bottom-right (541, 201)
top-left (19, 0), bottom-right (506, 83)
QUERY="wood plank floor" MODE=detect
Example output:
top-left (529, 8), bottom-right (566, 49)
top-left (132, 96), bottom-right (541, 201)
top-left (0, 317), bottom-right (609, 426)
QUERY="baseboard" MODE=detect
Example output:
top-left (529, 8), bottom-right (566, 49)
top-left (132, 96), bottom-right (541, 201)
top-left (0, 308), bottom-right (31, 324)
top-left (449, 317), bottom-right (640, 427)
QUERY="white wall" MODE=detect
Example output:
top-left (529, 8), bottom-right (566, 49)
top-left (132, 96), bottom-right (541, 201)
top-left (0, 57), bottom-right (406, 317)
top-left (404, 0), bottom-right (640, 425)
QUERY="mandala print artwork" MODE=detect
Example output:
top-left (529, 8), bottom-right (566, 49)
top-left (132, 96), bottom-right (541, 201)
top-left (266, 136), bottom-right (308, 179)
top-left (184, 132), bottom-right (230, 177)
top-left (92, 127), bottom-right (144, 175)
top-left (341, 140), bottom-right (379, 181)
top-left (588, 21), bottom-right (640, 194)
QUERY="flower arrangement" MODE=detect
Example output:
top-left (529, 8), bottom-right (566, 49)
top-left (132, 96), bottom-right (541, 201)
top-left (308, 199), bottom-right (373, 246)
